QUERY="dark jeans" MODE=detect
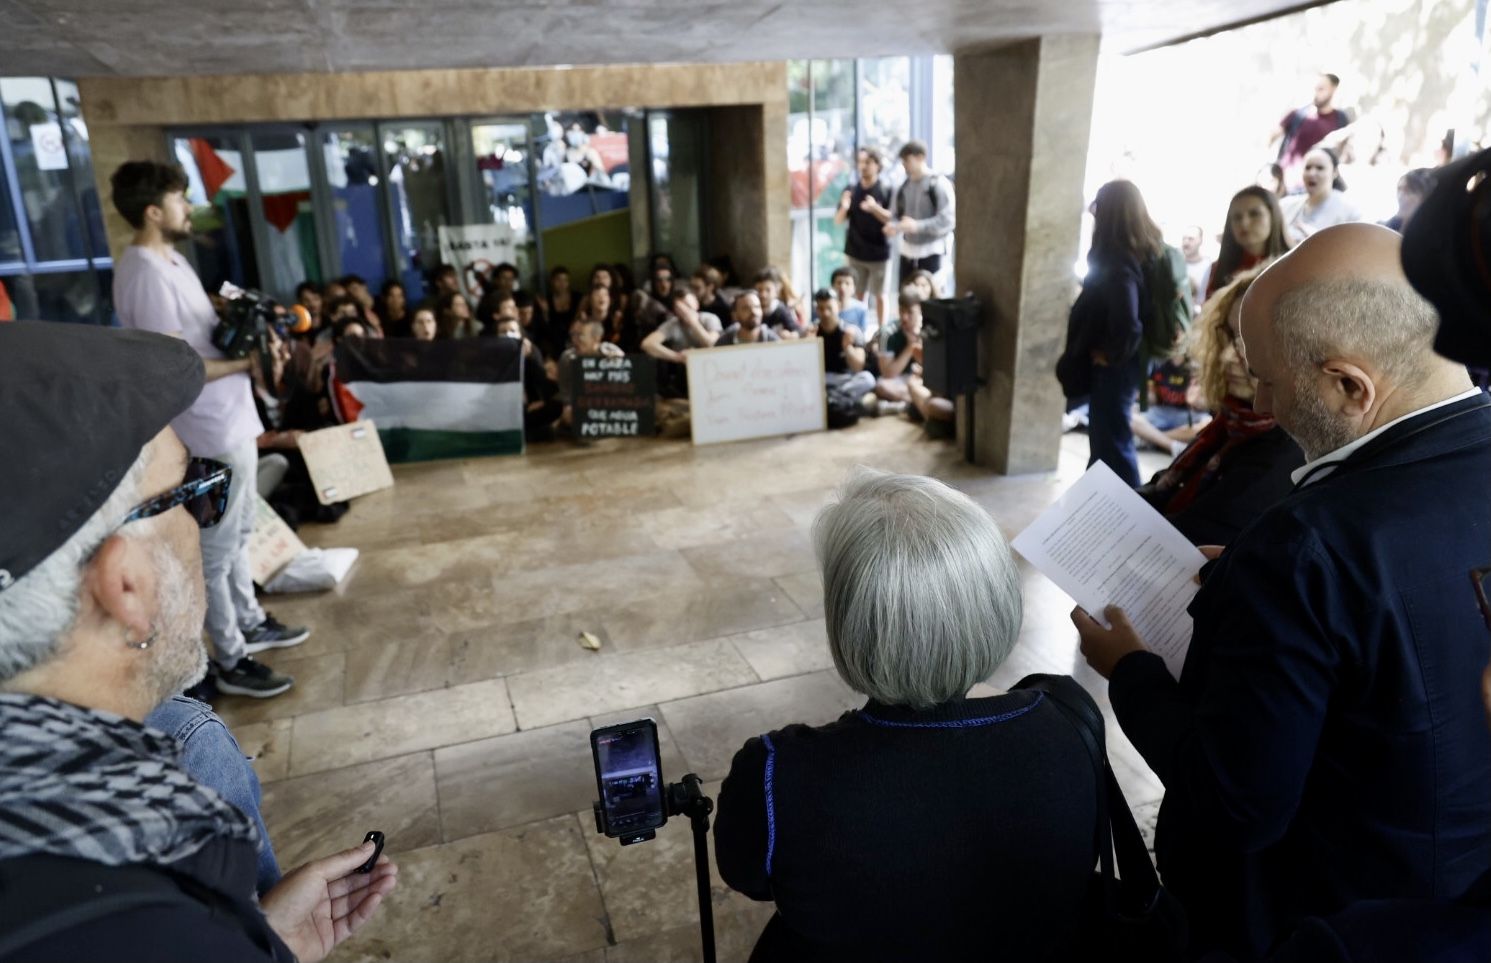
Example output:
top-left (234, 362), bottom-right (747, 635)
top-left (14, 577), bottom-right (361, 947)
top-left (1087, 356), bottom-right (1141, 486)
top-left (900, 253), bottom-right (942, 280)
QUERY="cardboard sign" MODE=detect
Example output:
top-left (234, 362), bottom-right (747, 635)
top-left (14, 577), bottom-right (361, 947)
top-left (438, 223), bottom-right (518, 302)
top-left (573, 354), bottom-right (657, 439)
top-left (687, 339), bottom-right (827, 445)
top-left (298, 420), bottom-right (395, 504)
top-left (248, 495), bottom-right (306, 585)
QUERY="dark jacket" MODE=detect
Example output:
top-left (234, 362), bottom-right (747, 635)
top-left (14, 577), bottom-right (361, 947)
top-left (1139, 426), bottom-right (1305, 546)
top-left (714, 690), bottom-right (1098, 961)
top-left (0, 836), bottom-right (291, 962)
top-left (1056, 254), bottom-right (1143, 398)
top-left (1110, 393), bottom-right (1491, 959)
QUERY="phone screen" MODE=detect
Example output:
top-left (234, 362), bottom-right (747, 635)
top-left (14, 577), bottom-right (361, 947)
top-left (591, 719), bottom-right (667, 839)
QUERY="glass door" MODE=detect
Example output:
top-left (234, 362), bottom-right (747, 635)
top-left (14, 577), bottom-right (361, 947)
top-left (320, 126), bottom-right (391, 291)
top-left (247, 129), bottom-right (325, 302)
top-left (469, 117), bottom-right (538, 289)
top-left (646, 109), bottom-right (704, 274)
top-left (171, 131), bottom-right (261, 293)
top-left (381, 122), bottom-right (450, 302)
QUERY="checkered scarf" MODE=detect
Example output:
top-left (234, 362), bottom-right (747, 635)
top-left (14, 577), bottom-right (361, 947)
top-left (0, 693), bottom-right (258, 867)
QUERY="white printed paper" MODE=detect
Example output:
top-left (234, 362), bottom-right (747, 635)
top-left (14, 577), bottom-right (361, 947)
top-left (1012, 462), bottom-right (1207, 680)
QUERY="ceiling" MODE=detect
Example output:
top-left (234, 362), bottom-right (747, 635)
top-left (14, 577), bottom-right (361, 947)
top-left (0, 0), bottom-right (1325, 77)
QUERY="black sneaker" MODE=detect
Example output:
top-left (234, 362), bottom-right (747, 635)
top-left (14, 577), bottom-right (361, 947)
top-left (243, 614), bottom-right (311, 655)
top-left (213, 657), bottom-right (294, 699)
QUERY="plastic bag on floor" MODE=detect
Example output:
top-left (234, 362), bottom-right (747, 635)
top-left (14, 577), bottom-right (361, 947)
top-left (263, 547), bottom-right (359, 594)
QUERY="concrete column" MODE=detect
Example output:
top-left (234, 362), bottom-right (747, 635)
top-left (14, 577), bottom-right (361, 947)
top-left (953, 36), bottom-right (1100, 474)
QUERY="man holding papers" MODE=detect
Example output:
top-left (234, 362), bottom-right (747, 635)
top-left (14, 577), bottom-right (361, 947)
top-left (1073, 224), bottom-right (1491, 959)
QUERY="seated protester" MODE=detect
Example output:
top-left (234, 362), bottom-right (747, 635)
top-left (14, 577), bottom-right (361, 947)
top-left (293, 280), bottom-right (323, 327)
top-left (1130, 351), bottom-right (1211, 456)
top-left (641, 289), bottom-right (723, 398)
top-left (512, 290), bottom-right (550, 358)
top-left (0, 323), bottom-right (396, 963)
top-left (145, 695), bottom-right (281, 897)
top-left (489, 261), bottom-right (519, 299)
top-left (873, 288), bottom-right (923, 413)
top-left (715, 290), bottom-right (781, 346)
top-left (375, 280), bottom-right (410, 338)
top-left (1078, 225), bottom-right (1491, 958)
top-left (479, 293), bottom-right (520, 337)
top-left (905, 267), bottom-right (940, 301)
top-left (409, 307), bottom-right (439, 341)
top-left (494, 317), bottom-right (562, 440)
top-left (331, 317), bottom-right (368, 342)
top-left (811, 288), bottom-right (874, 402)
top-left (829, 266), bottom-right (870, 336)
top-left (648, 264), bottom-right (679, 304)
top-left (418, 262), bottom-right (461, 312)
top-left (753, 266), bottom-right (804, 338)
top-left (321, 279), bottom-right (349, 306)
top-left (557, 320), bottom-right (625, 432)
top-left (690, 264), bottom-right (732, 322)
top-left (340, 274), bottom-right (382, 336)
top-left (1138, 269), bottom-right (1304, 546)
top-left (582, 284), bottom-right (639, 353)
top-left (716, 469), bottom-right (1100, 960)
top-left (541, 266), bottom-right (577, 355)
top-left (250, 327), bottom-right (346, 526)
top-left (436, 290), bottom-right (481, 339)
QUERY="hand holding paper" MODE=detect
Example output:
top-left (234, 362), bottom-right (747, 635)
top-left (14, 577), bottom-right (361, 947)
top-left (1011, 462), bottom-right (1208, 680)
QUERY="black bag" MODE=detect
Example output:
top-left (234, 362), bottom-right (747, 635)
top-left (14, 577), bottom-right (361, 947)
top-left (1055, 288), bottom-right (1096, 400)
top-left (825, 389), bottom-right (862, 429)
top-left (1014, 674), bottom-right (1188, 962)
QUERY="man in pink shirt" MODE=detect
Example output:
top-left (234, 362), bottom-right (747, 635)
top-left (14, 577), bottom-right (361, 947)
top-left (110, 161), bottom-right (307, 699)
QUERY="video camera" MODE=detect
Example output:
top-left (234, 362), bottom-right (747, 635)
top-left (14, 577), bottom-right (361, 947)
top-left (211, 284), bottom-right (314, 385)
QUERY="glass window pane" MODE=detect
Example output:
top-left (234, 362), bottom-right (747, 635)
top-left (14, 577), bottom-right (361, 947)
top-left (0, 156), bottom-right (20, 265)
top-left (860, 57), bottom-right (912, 169)
top-left (52, 79), bottom-right (109, 260)
top-left (322, 127), bottom-right (391, 295)
top-left (2, 268), bottom-right (109, 324)
top-left (248, 130), bottom-right (323, 302)
top-left (647, 111), bottom-right (704, 274)
top-left (532, 110), bottom-right (632, 241)
top-left (471, 118), bottom-right (538, 286)
top-left (383, 124), bottom-right (449, 302)
top-left (1, 77), bottom-right (90, 263)
top-left (172, 134), bottom-right (261, 293)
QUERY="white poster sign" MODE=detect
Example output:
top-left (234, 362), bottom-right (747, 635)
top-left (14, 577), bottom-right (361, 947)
top-left (686, 339), bottom-right (827, 446)
top-left (30, 123), bottom-right (68, 171)
top-left (438, 223), bottom-right (518, 301)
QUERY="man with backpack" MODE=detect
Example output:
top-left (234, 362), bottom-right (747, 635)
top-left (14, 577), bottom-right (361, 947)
top-left (869, 141), bottom-right (956, 287)
top-left (1269, 73), bottom-right (1352, 193)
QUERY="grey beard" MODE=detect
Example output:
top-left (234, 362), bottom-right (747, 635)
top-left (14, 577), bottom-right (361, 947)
top-left (1287, 385), bottom-right (1358, 461)
top-left (146, 540), bottom-right (208, 700)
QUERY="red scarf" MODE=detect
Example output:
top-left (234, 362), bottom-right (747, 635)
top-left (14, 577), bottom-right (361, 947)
top-left (1156, 395), bottom-right (1277, 515)
top-left (1206, 251), bottom-right (1265, 298)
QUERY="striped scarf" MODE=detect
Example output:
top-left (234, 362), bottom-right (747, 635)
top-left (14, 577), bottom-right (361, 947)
top-left (0, 693), bottom-right (257, 866)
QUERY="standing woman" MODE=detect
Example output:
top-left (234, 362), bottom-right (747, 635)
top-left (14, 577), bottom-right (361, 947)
top-left (1203, 186), bottom-right (1293, 300)
top-left (1073, 179), bottom-right (1161, 486)
top-left (1280, 147), bottom-right (1361, 242)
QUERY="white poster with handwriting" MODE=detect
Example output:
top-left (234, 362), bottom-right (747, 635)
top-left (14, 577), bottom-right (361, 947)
top-left (686, 339), bottom-right (826, 445)
top-left (1011, 462), bottom-right (1207, 680)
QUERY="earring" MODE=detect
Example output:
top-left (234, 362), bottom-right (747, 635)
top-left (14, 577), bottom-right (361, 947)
top-left (127, 633), bottom-right (156, 651)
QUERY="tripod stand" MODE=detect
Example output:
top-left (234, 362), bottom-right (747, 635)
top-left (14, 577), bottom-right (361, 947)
top-left (594, 773), bottom-right (716, 963)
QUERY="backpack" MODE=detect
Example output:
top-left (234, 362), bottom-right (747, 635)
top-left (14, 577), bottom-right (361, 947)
top-left (893, 174), bottom-right (943, 221)
top-left (1139, 244), bottom-right (1193, 364)
top-left (825, 388), bottom-right (863, 429)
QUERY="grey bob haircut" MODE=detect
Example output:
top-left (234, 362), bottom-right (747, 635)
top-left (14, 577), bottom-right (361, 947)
top-left (813, 468), bottom-right (1023, 709)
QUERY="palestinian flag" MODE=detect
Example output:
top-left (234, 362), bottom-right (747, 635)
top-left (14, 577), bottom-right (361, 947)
top-left (331, 337), bottom-right (524, 462)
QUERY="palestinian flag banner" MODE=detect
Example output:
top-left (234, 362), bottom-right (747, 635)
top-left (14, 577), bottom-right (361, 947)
top-left (331, 337), bottom-right (524, 462)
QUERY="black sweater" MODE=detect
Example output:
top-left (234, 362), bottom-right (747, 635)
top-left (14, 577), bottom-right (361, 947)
top-left (714, 690), bottom-right (1099, 961)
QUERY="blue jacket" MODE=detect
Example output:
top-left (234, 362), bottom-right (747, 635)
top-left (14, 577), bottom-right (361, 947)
top-left (145, 696), bottom-right (281, 896)
top-left (1111, 393), bottom-right (1491, 959)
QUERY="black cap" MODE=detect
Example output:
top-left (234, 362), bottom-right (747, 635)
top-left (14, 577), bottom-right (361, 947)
top-left (0, 322), bottom-right (204, 592)
top-left (1401, 147), bottom-right (1491, 368)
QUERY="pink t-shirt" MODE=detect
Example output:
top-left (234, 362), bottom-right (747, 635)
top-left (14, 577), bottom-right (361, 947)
top-left (113, 245), bottom-right (263, 456)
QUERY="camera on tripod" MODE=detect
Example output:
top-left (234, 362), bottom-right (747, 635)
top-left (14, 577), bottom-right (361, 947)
top-left (591, 719), bottom-right (719, 963)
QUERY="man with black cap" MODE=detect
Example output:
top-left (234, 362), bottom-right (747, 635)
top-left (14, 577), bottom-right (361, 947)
top-left (110, 159), bottom-right (306, 698)
top-left (0, 322), bottom-right (397, 961)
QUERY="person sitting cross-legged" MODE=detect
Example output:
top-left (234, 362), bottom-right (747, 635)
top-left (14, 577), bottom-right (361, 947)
top-left (809, 288), bottom-right (875, 405)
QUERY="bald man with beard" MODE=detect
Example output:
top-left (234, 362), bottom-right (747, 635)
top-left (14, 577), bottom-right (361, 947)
top-left (1074, 224), bottom-right (1491, 958)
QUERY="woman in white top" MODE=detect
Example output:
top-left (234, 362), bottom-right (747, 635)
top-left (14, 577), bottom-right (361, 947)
top-left (1281, 147), bottom-right (1362, 243)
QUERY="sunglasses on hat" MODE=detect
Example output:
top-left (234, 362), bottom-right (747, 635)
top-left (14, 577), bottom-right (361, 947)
top-left (121, 457), bottom-right (232, 530)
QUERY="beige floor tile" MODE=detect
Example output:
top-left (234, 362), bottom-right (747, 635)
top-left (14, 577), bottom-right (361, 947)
top-left (435, 720), bottom-right (594, 842)
top-left (230, 717), bottom-right (293, 784)
top-left (724, 618), bottom-right (832, 681)
top-left (261, 751), bottom-right (441, 868)
top-left (289, 678), bottom-right (516, 776)
top-left (679, 529), bottom-right (816, 581)
top-left (215, 651), bottom-right (345, 727)
top-left (447, 610), bottom-right (616, 680)
top-left (659, 672), bottom-right (864, 782)
top-left (601, 578), bottom-right (805, 654)
top-left (604, 903), bottom-right (776, 963)
top-left (343, 632), bottom-right (456, 704)
top-left (507, 639), bottom-right (759, 731)
top-left (642, 503), bottom-right (797, 552)
top-left (332, 817), bottom-right (609, 963)
top-left (770, 570), bottom-right (823, 619)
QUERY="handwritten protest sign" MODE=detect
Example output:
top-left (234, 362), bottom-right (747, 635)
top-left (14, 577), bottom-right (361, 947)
top-left (686, 340), bottom-right (826, 445)
top-left (573, 354), bottom-right (657, 439)
top-left (248, 495), bottom-right (306, 585)
top-left (298, 420), bottom-right (394, 505)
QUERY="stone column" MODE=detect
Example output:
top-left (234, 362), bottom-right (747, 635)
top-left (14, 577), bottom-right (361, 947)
top-left (953, 36), bottom-right (1100, 474)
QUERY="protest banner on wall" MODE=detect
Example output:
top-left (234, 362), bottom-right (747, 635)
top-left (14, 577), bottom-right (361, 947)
top-left (438, 223), bottom-right (518, 302)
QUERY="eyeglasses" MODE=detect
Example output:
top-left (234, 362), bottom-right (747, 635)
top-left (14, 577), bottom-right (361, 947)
top-left (1473, 566), bottom-right (1491, 632)
top-left (121, 457), bottom-right (232, 530)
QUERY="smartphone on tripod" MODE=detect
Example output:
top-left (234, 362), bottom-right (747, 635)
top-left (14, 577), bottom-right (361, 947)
top-left (591, 719), bottom-right (667, 844)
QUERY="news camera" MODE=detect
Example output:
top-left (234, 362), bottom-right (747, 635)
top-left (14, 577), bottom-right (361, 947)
top-left (211, 285), bottom-right (314, 386)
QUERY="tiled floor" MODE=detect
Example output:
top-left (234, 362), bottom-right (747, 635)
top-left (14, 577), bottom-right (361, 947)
top-left (216, 418), bottom-right (1169, 963)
